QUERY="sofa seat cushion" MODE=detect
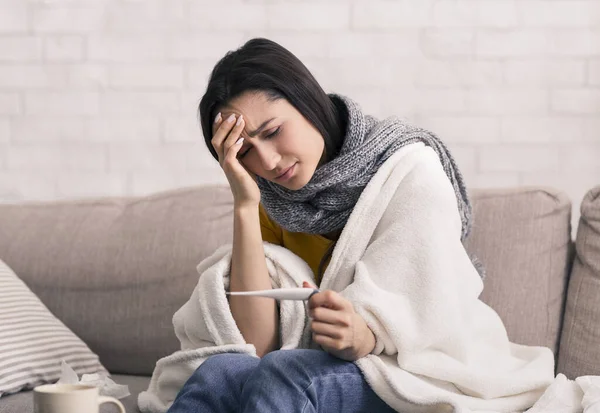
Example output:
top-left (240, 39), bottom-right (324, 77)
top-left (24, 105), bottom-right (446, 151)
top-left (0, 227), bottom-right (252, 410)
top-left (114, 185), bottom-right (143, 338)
top-left (558, 185), bottom-right (600, 378)
top-left (0, 374), bottom-right (150, 413)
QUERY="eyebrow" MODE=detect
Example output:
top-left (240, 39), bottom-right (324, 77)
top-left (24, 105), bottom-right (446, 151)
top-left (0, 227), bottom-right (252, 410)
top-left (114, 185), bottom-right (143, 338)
top-left (246, 117), bottom-right (276, 138)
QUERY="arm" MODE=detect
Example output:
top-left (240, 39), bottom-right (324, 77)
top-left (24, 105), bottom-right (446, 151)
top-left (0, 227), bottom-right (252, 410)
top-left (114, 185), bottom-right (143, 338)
top-left (229, 205), bottom-right (279, 358)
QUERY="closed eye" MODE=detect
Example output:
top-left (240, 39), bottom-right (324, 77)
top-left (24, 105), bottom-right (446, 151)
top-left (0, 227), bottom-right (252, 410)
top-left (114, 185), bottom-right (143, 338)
top-left (238, 127), bottom-right (281, 159)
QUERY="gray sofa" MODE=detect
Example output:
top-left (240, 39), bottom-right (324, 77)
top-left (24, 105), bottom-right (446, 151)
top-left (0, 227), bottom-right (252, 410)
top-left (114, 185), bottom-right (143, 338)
top-left (0, 184), bottom-right (599, 413)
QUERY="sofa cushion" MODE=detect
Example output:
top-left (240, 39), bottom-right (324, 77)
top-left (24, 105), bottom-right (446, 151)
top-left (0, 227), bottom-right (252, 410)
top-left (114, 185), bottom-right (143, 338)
top-left (463, 186), bottom-right (573, 360)
top-left (0, 259), bottom-right (108, 398)
top-left (557, 185), bottom-right (600, 379)
top-left (0, 185), bottom-right (235, 376)
top-left (0, 374), bottom-right (149, 413)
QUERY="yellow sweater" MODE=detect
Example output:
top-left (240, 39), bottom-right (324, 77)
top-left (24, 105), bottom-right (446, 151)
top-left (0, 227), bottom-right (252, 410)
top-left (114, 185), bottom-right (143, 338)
top-left (258, 204), bottom-right (334, 286)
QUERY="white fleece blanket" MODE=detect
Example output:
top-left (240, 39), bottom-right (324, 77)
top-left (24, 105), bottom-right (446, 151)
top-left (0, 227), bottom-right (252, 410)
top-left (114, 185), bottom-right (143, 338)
top-left (138, 142), bottom-right (598, 413)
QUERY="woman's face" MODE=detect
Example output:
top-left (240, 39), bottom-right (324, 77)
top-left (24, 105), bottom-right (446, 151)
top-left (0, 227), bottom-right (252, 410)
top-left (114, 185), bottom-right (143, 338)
top-left (218, 91), bottom-right (326, 190)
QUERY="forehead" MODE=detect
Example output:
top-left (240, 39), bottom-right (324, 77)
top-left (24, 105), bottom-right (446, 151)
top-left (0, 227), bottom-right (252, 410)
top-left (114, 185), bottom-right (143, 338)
top-left (220, 92), bottom-right (288, 120)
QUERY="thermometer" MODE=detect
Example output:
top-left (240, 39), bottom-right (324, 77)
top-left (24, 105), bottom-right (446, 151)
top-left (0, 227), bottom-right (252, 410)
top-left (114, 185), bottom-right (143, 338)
top-left (226, 287), bottom-right (320, 301)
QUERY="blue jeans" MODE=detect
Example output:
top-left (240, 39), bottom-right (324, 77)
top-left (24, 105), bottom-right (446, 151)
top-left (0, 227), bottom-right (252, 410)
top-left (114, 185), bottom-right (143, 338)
top-left (166, 349), bottom-right (398, 413)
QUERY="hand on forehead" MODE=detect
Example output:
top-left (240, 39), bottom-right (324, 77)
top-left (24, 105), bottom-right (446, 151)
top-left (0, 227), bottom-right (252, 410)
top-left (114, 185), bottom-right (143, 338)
top-left (217, 92), bottom-right (282, 134)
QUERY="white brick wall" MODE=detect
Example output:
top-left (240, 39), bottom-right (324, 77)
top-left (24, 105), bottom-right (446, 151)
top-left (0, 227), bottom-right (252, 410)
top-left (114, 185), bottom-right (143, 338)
top-left (0, 0), bottom-right (598, 235)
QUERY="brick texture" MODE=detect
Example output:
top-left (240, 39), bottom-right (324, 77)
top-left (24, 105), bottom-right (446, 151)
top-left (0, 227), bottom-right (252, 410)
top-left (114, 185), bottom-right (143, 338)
top-left (0, 0), bottom-right (598, 233)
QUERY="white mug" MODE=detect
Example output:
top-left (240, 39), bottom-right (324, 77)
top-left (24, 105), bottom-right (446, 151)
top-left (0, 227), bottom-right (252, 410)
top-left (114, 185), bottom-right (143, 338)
top-left (33, 383), bottom-right (125, 413)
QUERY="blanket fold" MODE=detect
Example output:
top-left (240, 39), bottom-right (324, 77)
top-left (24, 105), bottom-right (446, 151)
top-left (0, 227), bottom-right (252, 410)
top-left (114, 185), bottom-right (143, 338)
top-left (138, 142), bottom-right (587, 413)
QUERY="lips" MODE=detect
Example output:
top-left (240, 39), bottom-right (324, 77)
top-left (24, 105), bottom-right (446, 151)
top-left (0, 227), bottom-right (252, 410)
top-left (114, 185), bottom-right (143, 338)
top-left (276, 164), bottom-right (295, 179)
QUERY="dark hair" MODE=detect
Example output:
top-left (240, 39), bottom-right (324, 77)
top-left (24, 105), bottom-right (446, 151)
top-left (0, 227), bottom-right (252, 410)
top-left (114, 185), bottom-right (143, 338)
top-left (198, 37), bottom-right (346, 283)
top-left (198, 37), bottom-right (346, 165)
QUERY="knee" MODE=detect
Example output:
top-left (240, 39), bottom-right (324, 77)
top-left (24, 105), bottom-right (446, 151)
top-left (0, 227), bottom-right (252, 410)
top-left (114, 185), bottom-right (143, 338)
top-left (263, 348), bottom-right (331, 366)
top-left (198, 353), bottom-right (241, 370)
top-left (260, 349), bottom-right (295, 370)
top-left (241, 350), bottom-right (305, 397)
top-left (256, 349), bottom-right (320, 377)
top-left (240, 350), bottom-right (324, 400)
top-left (192, 353), bottom-right (253, 384)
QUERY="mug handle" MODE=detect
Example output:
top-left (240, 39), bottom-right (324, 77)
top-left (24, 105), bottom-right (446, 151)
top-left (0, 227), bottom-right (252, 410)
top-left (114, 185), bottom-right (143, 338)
top-left (98, 395), bottom-right (126, 413)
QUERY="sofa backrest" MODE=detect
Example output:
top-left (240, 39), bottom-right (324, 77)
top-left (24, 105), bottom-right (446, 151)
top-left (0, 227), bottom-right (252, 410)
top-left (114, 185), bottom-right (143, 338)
top-left (0, 186), bottom-right (235, 375)
top-left (0, 185), bottom-right (573, 375)
top-left (463, 187), bottom-right (573, 364)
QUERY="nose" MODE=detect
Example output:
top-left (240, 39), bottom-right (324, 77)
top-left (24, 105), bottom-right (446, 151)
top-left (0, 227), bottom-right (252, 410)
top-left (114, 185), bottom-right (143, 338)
top-left (255, 142), bottom-right (281, 172)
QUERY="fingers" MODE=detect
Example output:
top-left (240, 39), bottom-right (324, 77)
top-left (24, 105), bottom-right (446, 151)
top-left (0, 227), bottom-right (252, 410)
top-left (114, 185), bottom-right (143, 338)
top-left (217, 113), bottom-right (238, 160)
top-left (309, 306), bottom-right (352, 327)
top-left (211, 112), bottom-right (245, 163)
top-left (211, 112), bottom-right (226, 160)
top-left (223, 115), bottom-right (246, 163)
top-left (310, 320), bottom-right (344, 339)
top-left (312, 334), bottom-right (348, 353)
top-left (308, 290), bottom-right (347, 312)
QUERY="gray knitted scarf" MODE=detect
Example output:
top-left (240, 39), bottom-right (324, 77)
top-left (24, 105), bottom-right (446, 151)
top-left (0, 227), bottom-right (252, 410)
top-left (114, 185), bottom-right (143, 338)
top-left (257, 94), bottom-right (485, 278)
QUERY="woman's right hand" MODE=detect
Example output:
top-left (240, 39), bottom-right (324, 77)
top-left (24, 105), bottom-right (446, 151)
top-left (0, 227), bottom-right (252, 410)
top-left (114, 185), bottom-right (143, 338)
top-left (211, 112), bottom-right (261, 209)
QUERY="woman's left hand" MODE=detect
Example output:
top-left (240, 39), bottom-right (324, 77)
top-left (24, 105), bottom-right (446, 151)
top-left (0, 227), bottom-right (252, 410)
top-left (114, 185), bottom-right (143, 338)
top-left (303, 281), bottom-right (376, 361)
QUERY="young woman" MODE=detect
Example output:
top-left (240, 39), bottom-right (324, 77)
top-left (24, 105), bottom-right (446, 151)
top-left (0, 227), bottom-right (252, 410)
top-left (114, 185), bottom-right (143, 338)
top-left (165, 37), bottom-right (478, 413)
